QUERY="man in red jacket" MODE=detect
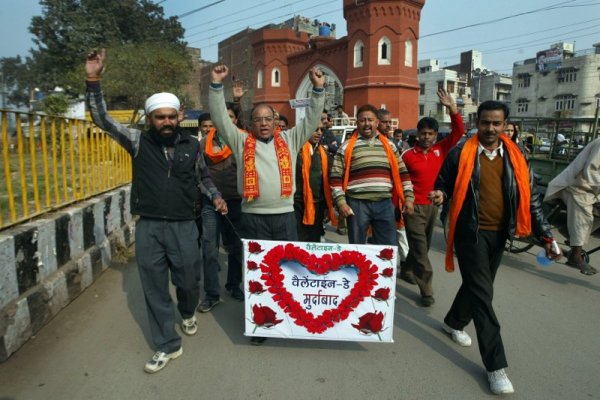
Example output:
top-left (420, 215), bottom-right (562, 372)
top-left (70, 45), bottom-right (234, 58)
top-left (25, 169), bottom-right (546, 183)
top-left (400, 88), bottom-right (465, 306)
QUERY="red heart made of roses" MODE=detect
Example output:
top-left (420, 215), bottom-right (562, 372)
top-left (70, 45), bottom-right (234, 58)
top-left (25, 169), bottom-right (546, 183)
top-left (258, 243), bottom-right (380, 334)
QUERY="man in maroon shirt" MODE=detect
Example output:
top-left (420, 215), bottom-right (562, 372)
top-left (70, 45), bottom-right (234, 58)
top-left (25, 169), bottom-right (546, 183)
top-left (400, 88), bottom-right (465, 306)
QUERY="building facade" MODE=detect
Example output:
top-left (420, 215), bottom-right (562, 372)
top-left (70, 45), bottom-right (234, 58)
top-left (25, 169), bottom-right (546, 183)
top-left (511, 42), bottom-right (600, 128)
top-left (196, 0), bottom-right (425, 128)
top-left (417, 58), bottom-right (477, 128)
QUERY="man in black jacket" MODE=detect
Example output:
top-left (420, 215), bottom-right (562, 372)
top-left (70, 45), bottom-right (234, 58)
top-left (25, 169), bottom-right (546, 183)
top-left (85, 49), bottom-right (226, 374)
top-left (430, 101), bottom-right (560, 395)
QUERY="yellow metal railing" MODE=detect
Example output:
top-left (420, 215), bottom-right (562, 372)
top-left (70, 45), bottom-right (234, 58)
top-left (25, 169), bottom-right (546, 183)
top-left (0, 110), bottom-right (132, 230)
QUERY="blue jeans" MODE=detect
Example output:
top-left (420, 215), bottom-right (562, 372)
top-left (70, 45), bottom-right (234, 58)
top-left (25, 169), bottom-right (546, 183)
top-left (346, 197), bottom-right (397, 245)
top-left (201, 198), bottom-right (243, 300)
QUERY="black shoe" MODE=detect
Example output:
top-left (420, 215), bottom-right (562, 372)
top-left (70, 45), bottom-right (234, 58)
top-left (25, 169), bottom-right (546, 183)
top-left (421, 296), bottom-right (435, 307)
top-left (197, 298), bottom-right (222, 313)
top-left (398, 271), bottom-right (417, 285)
top-left (336, 228), bottom-right (347, 235)
top-left (229, 287), bottom-right (245, 302)
top-left (250, 336), bottom-right (267, 346)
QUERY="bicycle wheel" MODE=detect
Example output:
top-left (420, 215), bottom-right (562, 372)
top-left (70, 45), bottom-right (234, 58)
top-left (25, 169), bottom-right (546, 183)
top-left (505, 237), bottom-right (535, 253)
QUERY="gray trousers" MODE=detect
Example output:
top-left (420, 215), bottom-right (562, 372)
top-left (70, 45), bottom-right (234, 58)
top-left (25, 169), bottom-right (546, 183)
top-left (135, 218), bottom-right (201, 353)
top-left (241, 212), bottom-right (298, 241)
top-left (403, 204), bottom-right (438, 297)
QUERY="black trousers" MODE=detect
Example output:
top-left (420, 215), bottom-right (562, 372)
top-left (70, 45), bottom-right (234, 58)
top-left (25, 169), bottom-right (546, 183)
top-left (444, 229), bottom-right (508, 371)
top-left (294, 200), bottom-right (325, 243)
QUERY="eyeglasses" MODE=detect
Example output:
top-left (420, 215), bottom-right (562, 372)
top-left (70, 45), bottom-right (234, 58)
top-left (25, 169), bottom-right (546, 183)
top-left (252, 116), bottom-right (274, 124)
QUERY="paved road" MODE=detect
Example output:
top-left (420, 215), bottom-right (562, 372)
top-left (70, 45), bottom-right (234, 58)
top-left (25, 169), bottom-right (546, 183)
top-left (0, 223), bottom-right (598, 400)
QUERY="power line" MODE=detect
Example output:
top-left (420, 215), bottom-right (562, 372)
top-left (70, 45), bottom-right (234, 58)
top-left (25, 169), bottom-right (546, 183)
top-left (196, 7), bottom-right (339, 50)
top-left (184, 0), bottom-right (277, 33)
top-left (420, 0), bottom-right (594, 39)
top-left (178, 0), bottom-right (225, 18)
top-left (187, 0), bottom-right (338, 44)
top-left (419, 17), bottom-right (600, 55)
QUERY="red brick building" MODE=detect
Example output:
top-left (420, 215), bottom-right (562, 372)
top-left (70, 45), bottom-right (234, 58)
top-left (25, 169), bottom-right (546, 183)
top-left (250, 0), bottom-right (425, 129)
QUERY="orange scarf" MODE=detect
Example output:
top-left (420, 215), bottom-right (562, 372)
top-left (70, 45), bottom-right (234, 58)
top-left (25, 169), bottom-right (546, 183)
top-left (301, 142), bottom-right (337, 226)
top-left (204, 128), bottom-right (232, 163)
top-left (343, 132), bottom-right (405, 226)
top-left (243, 128), bottom-right (292, 201)
top-left (445, 135), bottom-right (531, 272)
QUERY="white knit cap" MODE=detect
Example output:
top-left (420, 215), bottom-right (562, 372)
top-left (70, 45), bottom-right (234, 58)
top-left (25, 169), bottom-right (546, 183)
top-left (144, 92), bottom-right (180, 115)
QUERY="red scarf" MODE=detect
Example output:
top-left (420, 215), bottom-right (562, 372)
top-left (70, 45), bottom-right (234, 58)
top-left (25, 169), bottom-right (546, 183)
top-left (301, 142), bottom-right (337, 226)
top-left (343, 131), bottom-right (406, 226)
top-left (204, 128), bottom-right (232, 163)
top-left (445, 135), bottom-right (531, 272)
top-left (243, 128), bottom-right (292, 201)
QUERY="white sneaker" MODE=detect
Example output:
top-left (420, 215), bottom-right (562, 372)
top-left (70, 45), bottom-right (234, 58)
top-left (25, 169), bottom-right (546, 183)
top-left (144, 347), bottom-right (183, 373)
top-left (488, 368), bottom-right (515, 395)
top-left (442, 323), bottom-right (472, 347)
top-left (181, 316), bottom-right (198, 336)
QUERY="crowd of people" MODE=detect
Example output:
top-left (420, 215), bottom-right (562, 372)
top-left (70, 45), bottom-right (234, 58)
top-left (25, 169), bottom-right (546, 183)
top-left (85, 48), bottom-right (598, 395)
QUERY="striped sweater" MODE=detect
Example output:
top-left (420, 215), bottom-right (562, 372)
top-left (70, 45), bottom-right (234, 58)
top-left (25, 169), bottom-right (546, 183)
top-left (330, 134), bottom-right (414, 207)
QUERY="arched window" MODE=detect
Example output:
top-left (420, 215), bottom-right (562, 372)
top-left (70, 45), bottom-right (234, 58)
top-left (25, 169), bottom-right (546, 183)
top-left (404, 39), bottom-right (413, 67)
top-left (257, 69), bottom-right (263, 89)
top-left (353, 40), bottom-right (364, 68)
top-left (271, 67), bottom-right (281, 87)
top-left (378, 36), bottom-right (391, 65)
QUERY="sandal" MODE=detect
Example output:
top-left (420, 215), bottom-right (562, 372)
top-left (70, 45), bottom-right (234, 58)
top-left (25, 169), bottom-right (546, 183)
top-left (566, 259), bottom-right (597, 276)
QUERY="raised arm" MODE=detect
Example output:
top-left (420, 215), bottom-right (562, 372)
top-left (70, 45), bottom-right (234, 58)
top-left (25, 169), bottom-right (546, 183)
top-left (85, 49), bottom-right (139, 155)
top-left (208, 65), bottom-right (245, 150)
top-left (284, 67), bottom-right (326, 151)
top-left (437, 88), bottom-right (465, 151)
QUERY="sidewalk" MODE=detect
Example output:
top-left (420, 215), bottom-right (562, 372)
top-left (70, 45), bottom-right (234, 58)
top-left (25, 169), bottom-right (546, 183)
top-left (0, 225), bottom-right (598, 400)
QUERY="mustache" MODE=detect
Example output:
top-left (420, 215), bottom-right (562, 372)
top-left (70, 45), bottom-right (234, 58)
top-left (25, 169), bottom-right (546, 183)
top-left (159, 125), bottom-right (175, 134)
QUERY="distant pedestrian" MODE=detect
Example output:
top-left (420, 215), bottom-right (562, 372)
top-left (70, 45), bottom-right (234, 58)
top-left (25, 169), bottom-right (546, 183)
top-left (400, 88), bottom-right (464, 307)
top-left (294, 126), bottom-right (337, 242)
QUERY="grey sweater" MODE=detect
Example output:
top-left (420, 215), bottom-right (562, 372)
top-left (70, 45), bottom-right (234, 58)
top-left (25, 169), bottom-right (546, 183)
top-left (209, 84), bottom-right (325, 214)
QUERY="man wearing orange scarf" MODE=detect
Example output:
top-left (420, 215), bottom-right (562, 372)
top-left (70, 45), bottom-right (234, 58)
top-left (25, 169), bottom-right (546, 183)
top-left (430, 101), bottom-right (559, 395)
top-left (197, 102), bottom-right (246, 313)
top-left (209, 64), bottom-right (325, 345)
top-left (294, 126), bottom-right (337, 242)
top-left (330, 104), bottom-right (414, 246)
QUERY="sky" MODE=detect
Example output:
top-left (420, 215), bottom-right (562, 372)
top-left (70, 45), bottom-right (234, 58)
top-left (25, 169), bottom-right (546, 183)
top-left (1, 0), bottom-right (599, 75)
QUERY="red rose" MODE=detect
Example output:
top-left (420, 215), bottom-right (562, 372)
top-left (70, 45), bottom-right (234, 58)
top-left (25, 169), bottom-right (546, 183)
top-left (248, 241), bottom-right (263, 254)
top-left (378, 248), bottom-right (394, 260)
top-left (372, 287), bottom-right (390, 302)
top-left (248, 280), bottom-right (265, 294)
top-left (381, 267), bottom-right (394, 278)
top-left (252, 304), bottom-right (283, 328)
top-left (352, 311), bottom-right (384, 335)
top-left (247, 261), bottom-right (259, 271)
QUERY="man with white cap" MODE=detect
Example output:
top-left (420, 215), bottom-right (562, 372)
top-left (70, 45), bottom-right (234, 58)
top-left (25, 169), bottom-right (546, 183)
top-left (85, 49), bottom-right (226, 373)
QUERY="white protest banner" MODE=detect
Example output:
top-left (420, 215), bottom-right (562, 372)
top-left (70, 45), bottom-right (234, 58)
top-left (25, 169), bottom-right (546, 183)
top-left (243, 239), bottom-right (397, 342)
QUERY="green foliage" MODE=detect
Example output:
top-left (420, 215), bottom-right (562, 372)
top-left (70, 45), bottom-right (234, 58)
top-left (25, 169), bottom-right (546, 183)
top-left (41, 92), bottom-right (69, 115)
top-left (0, 0), bottom-right (190, 109)
top-left (0, 56), bottom-right (33, 108)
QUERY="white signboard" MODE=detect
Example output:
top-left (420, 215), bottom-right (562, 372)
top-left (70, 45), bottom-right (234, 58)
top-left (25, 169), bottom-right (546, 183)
top-left (243, 239), bottom-right (397, 342)
top-left (289, 98), bottom-right (310, 109)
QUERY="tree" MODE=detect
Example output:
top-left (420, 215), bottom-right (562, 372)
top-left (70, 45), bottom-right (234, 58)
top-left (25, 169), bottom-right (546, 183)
top-left (0, 56), bottom-right (33, 108)
top-left (24, 0), bottom-right (191, 109)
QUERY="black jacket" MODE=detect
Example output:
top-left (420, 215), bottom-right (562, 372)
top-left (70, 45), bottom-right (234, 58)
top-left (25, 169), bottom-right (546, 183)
top-left (132, 132), bottom-right (200, 220)
top-left (435, 141), bottom-right (552, 242)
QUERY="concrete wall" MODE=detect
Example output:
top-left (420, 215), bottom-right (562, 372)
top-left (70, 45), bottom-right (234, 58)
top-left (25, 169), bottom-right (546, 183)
top-left (0, 186), bottom-right (135, 362)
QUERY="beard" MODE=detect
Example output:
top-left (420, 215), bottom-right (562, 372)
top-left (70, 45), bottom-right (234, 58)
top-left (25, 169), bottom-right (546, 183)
top-left (148, 125), bottom-right (180, 146)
